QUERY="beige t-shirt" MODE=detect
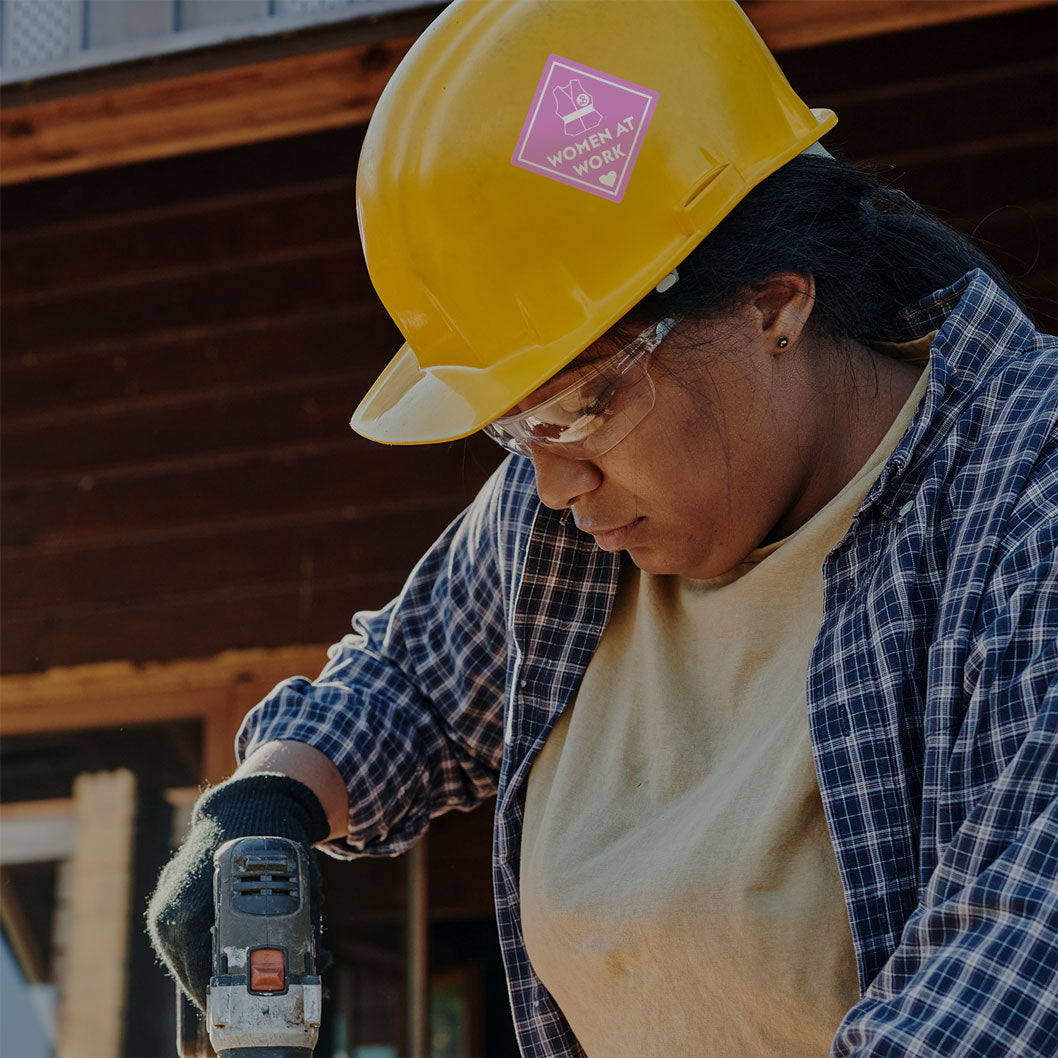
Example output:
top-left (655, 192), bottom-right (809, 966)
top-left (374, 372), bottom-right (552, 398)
top-left (520, 366), bottom-right (931, 1058)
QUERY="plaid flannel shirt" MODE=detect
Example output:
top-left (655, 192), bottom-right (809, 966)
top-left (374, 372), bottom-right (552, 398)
top-left (239, 270), bottom-right (1058, 1057)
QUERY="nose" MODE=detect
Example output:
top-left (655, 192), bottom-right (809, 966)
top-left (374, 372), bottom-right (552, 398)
top-left (531, 447), bottom-right (602, 510)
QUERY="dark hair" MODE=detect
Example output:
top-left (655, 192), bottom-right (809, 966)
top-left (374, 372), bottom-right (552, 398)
top-left (643, 153), bottom-right (1025, 343)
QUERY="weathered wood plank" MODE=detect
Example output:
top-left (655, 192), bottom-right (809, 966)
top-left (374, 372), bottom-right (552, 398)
top-left (0, 645), bottom-right (330, 735)
top-left (1, 371), bottom-right (370, 481)
top-left (880, 140), bottom-right (1057, 219)
top-left (778, 2), bottom-right (1057, 97)
top-left (1, 307), bottom-right (396, 418)
top-left (1, 179), bottom-right (357, 296)
top-left (0, 806), bottom-right (76, 863)
top-left (1, 576), bottom-right (404, 673)
top-left (2, 127), bottom-right (361, 231)
top-left (3, 149), bottom-right (1050, 362)
top-left (814, 63), bottom-right (1056, 161)
top-left (744, 0), bottom-right (1056, 52)
top-left (2, 505), bottom-right (463, 611)
top-left (1, 436), bottom-right (500, 547)
top-left (56, 770), bottom-right (135, 1058)
top-left (0, 36), bottom-right (416, 185)
top-left (2, 242), bottom-right (370, 352)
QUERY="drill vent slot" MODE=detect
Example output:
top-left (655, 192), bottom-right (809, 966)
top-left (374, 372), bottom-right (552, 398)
top-left (233, 877), bottom-right (296, 895)
top-left (230, 852), bottom-right (300, 913)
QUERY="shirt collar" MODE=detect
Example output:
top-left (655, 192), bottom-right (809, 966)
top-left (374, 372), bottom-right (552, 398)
top-left (859, 269), bottom-right (1040, 517)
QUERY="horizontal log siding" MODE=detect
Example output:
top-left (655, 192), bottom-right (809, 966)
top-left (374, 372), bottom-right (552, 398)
top-left (1, 123), bottom-right (505, 672)
top-left (2, 6), bottom-right (1055, 673)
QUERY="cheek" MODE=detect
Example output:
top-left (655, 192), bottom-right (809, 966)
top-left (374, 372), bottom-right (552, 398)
top-left (610, 431), bottom-right (723, 520)
top-left (648, 401), bottom-right (727, 502)
top-left (599, 372), bottom-right (739, 524)
top-left (604, 437), bottom-right (683, 503)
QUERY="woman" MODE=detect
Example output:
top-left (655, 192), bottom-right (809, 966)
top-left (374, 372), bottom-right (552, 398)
top-left (149, 2), bottom-right (1058, 1055)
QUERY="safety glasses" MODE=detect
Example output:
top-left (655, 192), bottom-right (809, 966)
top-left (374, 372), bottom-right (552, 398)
top-left (483, 316), bottom-right (680, 459)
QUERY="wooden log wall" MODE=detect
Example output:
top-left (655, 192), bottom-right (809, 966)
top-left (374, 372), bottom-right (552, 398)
top-left (780, 4), bottom-right (1057, 326)
top-left (2, 128), bottom-right (506, 673)
top-left (2, 5), bottom-right (1055, 675)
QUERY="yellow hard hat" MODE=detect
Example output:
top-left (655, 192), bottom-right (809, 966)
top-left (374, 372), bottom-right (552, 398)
top-left (352, 0), bottom-right (836, 445)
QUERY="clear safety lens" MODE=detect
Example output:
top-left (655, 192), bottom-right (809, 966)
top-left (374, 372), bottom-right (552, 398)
top-left (483, 316), bottom-right (679, 459)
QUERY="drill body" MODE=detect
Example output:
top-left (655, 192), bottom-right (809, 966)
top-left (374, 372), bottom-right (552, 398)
top-left (180, 835), bottom-right (322, 1058)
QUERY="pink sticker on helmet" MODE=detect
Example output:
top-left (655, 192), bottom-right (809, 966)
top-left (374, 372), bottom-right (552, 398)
top-left (512, 54), bottom-right (659, 203)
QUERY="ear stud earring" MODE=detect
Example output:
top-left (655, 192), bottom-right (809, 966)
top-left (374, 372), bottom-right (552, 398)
top-left (776, 336), bottom-right (789, 349)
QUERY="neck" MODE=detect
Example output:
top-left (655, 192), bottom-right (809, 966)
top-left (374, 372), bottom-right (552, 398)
top-left (770, 338), bottom-right (923, 541)
top-left (836, 339), bottom-right (923, 477)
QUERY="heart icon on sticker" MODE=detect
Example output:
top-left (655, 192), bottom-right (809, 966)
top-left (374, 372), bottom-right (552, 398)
top-left (599, 171), bottom-right (618, 188)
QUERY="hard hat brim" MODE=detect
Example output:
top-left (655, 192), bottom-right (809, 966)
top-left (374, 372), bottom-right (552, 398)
top-left (351, 342), bottom-right (555, 446)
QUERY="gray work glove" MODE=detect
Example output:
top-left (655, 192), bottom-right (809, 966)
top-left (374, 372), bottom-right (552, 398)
top-left (146, 773), bottom-right (329, 1011)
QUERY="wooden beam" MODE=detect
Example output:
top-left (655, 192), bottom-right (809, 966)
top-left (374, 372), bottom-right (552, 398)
top-left (56, 770), bottom-right (136, 1058)
top-left (0, 645), bottom-right (329, 781)
top-left (1, 2), bottom-right (1052, 186)
top-left (0, 802), bottom-right (77, 864)
top-left (744, 0), bottom-right (1055, 52)
top-left (0, 644), bottom-right (329, 734)
top-left (0, 36), bottom-right (416, 185)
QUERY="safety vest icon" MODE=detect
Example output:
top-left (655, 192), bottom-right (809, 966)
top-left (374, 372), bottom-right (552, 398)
top-left (553, 79), bottom-right (602, 136)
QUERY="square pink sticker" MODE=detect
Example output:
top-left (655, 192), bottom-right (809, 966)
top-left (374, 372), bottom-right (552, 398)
top-left (512, 54), bottom-right (659, 203)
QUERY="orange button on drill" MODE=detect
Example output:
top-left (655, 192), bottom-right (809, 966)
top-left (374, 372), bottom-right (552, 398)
top-left (249, 948), bottom-right (285, 992)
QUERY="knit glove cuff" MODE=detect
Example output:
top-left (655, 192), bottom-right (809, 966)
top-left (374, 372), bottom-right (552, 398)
top-left (190, 772), bottom-right (331, 845)
top-left (147, 772), bottom-right (330, 1012)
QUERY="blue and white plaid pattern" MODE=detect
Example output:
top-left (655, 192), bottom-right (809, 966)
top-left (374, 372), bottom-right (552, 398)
top-left (239, 270), bottom-right (1058, 1057)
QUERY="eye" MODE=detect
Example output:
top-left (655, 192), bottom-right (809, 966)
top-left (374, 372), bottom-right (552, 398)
top-left (581, 382), bottom-right (616, 418)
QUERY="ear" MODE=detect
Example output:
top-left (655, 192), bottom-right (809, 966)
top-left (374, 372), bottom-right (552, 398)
top-left (748, 273), bottom-right (816, 351)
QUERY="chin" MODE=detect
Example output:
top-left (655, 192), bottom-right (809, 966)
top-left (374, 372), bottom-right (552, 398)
top-left (630, 545), bottom-right (737, 580)
top-left (627, 546), bottom-right (696, 578)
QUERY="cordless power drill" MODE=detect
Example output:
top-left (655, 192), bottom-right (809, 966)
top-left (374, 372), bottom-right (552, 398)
top-left (177, 836), bottom-right (322, 1058)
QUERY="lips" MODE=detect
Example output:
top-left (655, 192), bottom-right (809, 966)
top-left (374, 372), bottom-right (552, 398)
top-left (581, 517), bottom-right (644, 552)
